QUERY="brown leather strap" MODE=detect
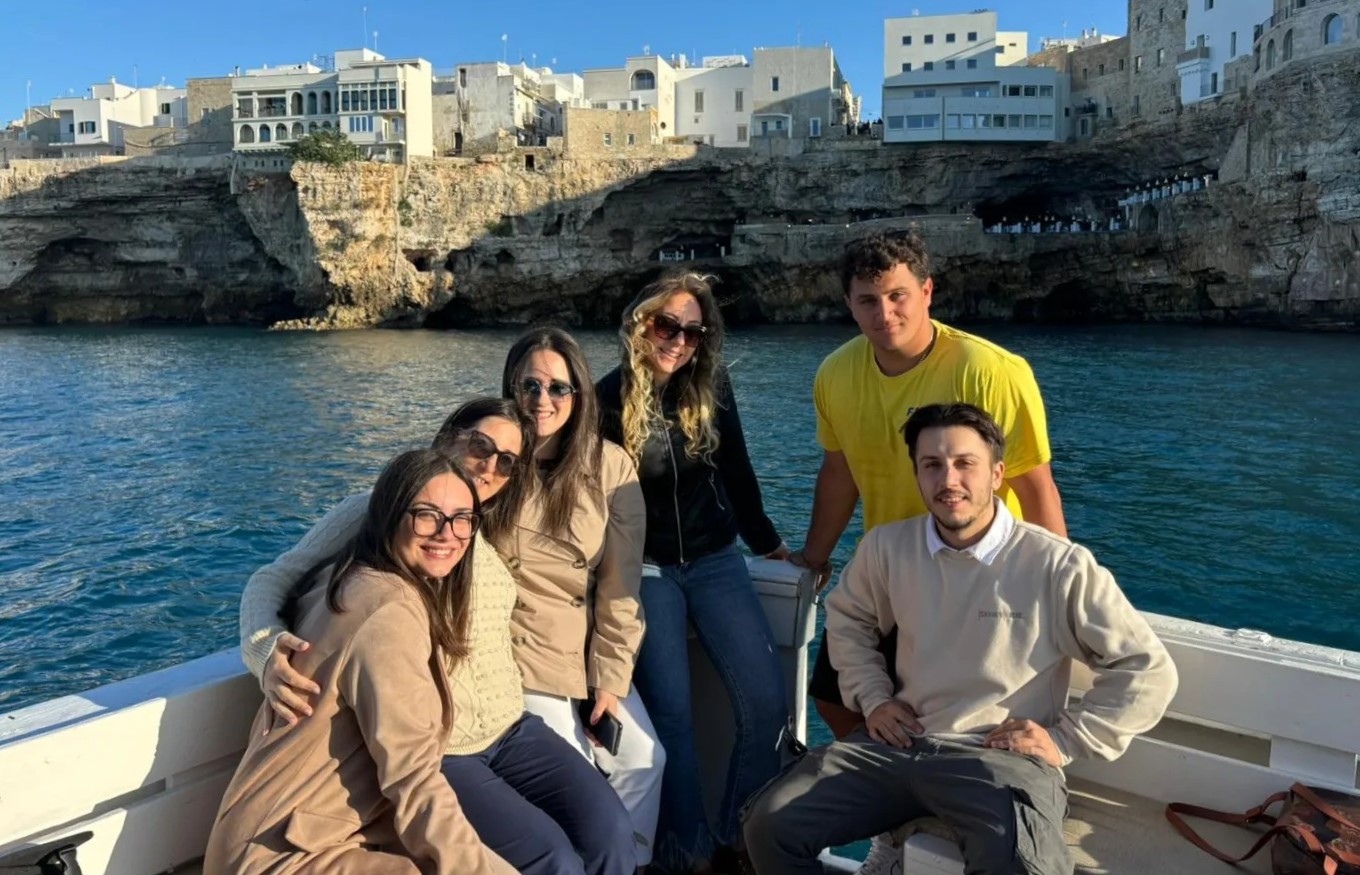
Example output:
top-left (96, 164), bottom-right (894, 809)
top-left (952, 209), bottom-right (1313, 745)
top-left (1164, 802), bottom-right (1289, 864)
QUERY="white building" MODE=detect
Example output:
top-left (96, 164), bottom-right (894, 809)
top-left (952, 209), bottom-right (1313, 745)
top-left (1178, 0), bottom-right (1272, 103)
top-left (50, 79), bottom-right (187, 156)
top-left (231, 49), bottom-right (433, 161)
top-left (884, 11), bottom-right (1028, 78)
top-left (583, 47), bottom-right (853, 147)
top-left (451, 62), bottom-right (585, 152)
top-left (881, 11), bottom-right (1062, 143)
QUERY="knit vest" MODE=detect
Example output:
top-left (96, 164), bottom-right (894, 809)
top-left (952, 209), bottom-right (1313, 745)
top-left (444, 541), bottom-right (525, 755)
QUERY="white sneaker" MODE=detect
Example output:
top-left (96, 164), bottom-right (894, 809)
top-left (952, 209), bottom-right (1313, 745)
top-left (854, 834), bottom-right (902, 875)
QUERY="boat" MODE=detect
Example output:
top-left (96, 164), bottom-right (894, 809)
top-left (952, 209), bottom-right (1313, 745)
top-left (2, 557), bottom-right (1358, 874)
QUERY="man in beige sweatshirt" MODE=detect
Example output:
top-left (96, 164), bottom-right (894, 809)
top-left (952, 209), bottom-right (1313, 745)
top-left (743, 403), bottom-right (1178, 875)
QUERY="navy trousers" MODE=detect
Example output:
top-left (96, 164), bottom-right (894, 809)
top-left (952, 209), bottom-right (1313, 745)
top-left (441, 713), bottom-right (636, 875)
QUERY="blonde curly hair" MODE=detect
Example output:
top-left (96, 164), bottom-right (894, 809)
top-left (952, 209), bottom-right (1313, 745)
top-left (618, 272), bottom-right (726, 465)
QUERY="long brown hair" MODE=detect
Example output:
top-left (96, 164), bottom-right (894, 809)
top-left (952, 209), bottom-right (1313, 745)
top-left (431, 396), bottom-right (534, 552)
top-left (501, 326), bottom-right (603, 538)
top-left (288, 450), bottom-right (481, 729)
top-left (618, 271), bottom-right (726, 464)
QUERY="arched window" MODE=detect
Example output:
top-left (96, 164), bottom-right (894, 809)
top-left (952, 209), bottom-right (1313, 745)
top-left (1323, 14), bottom-right (1342, 45)
top-left (290, 93), bottom-right (303, 115)
top-left (322, 91), bottom-right (333, 114)
top-left (292, 122), bottom-right (304, 139)
top-left (631, 70), bottom-right (656, 90)
top-left (238, 125), bottom-right (255, 144)
top-left (259, 125), bottom-right (271, 143)
top-left (1266, 39), bottom-right (1276, 68)
top-left (308, 121), bottom-right (318, 134)
top-left (1283, 30), bottom-right (1294, 61)
top-left (322, 121), bottom-right (332, 129)
top-left (307, 92), bottom-right (318, 115)
top-left (276, 123), bottom-right (288, 141)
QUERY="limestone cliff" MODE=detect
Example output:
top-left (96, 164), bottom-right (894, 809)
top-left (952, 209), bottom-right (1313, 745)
top-left (0, 50), bottom-right (1356, 329)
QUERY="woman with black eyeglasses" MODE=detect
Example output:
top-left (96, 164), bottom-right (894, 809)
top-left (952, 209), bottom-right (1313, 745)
top-left (237, 397), bottom-right (637, 875)
top-left (500, 326), bottom-right (667, 873)
top-left (208, 449), bottom-right (516, 875)
top-left (596, 273), bottom-right (790, 875)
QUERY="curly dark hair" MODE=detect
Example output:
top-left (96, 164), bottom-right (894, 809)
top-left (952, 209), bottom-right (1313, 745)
top-left (840, 230), bottom-right (931, 294)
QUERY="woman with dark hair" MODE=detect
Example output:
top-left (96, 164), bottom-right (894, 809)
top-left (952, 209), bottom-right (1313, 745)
top-left (207, 449), bottom-right (513, 875)
top-left (597, 273), bottom-right (789, 874)
top-left (238, 397), bottom-right (636, 875)
top-left (500, 326), bottom-right (666, 870)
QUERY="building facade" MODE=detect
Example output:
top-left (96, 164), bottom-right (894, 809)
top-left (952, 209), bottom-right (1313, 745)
top-left (581, 46), bottom-right (854, 147)
top-left (1253, 0), bottom-right (1358, 84)
top-left (50, 79), bottom-right (188, 156)
top-left (880, 11), bottom-right (1066, 143)
top-left (446, 62), bottom-right (585, 154)
top-left (230, 50), bottom-right (433, 161)
top-left (1127, 0), bottom-right (1189, 120)
top-left (1177, 0), bottom-right (1272, 103)
top-left (884, 11), bottom-right (1028, 77)
top-left (1067, 37), bottom-right (1134, 138)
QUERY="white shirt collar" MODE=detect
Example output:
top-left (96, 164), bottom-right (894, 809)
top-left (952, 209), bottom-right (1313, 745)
top-left (925, 498), bottom-right (1015, 566)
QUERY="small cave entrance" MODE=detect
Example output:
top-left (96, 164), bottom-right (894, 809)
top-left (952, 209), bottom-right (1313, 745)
top-left (1037, 280), bottom-right (1097, 324)
top-left (1136, 204), bottom-right (1160, 234)
top-left (403, 249), bottom-right (439, 272)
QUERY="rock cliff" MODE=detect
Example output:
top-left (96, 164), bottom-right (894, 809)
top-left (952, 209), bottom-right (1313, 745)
top-left (1, 51), bottom-right (1355, 329)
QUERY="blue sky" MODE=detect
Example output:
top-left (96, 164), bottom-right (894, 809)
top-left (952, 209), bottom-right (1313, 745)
top-left (4, 0), bottom-right (1129, 122)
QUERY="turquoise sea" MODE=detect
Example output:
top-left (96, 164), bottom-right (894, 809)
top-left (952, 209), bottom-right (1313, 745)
top-left (2, 323), bottom-right (1359, 744)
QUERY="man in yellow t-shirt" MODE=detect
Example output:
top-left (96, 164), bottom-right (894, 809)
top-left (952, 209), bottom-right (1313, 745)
top-left (791, 230), bottom-right (1067, 744)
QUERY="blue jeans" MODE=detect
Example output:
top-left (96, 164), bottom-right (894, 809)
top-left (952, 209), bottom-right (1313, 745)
top-left (633, 542), bottom-right (789, 871)
top-left (441, 714), bottom-right (635, 875)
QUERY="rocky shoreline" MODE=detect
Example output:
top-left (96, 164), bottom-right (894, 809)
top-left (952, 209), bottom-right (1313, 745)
top-left (2, 53), bottom-right (1356, 331)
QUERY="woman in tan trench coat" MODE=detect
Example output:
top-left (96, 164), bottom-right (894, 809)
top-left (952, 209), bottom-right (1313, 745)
top-left (500, 327), bottom-right (666, 869)
top-left (205, 450), bottom-right (513, 875)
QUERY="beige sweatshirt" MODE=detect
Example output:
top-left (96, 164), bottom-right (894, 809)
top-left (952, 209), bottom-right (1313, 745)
top-left (239, 493), bottom-right (525, 756)
top-left (825, 513), bottom-right (1178, 763)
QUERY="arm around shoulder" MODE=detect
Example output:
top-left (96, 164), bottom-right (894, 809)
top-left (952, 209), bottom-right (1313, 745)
top-left (239, 493), bottom-right (369, 679)
top-left (1049, 545), bottom-right (1178, 762)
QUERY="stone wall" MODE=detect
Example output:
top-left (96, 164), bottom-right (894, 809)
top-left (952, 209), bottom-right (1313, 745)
top-left (1028, 45), bottom-right (1073, 73)
top-left (1069, 37), bottom-right (1133, 138)
top-left (1128, 0), bottom-right (1187, 120)
top-left (186, 77), bottom-right (234, 149)
top-left (431, 86), bottom-right (462, 156)
top-left (563, 107), bottom-right (658, 155)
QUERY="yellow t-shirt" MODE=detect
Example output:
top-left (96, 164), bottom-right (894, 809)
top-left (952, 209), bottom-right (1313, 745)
top-left (814, 321), bottom-right (1051, 532)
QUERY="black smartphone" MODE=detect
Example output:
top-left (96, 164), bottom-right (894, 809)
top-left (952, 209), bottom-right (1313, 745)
top-left (577, 694), bottom-right (624, 756)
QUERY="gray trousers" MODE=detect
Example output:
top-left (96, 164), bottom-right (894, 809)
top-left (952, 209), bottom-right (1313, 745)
top-left (741, 732), bottom-right (1073, 875)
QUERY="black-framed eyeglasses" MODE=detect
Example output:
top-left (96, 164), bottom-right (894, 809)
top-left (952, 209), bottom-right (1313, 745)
top-left (452, 429), bottom-right (519, 477)
top-left (519, 378), bottom-right (576, 401)
top-left (407, 507), bottom-right (481, 539)
top-left (651, 313), bottom-right (708, 348)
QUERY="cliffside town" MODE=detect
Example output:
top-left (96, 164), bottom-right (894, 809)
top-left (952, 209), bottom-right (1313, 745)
top-left (1, 0), bottom-right (1357, 330)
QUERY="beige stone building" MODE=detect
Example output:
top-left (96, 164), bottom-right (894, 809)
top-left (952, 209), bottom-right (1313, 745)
top-left (562, 106), bottom-right (658, 155)
top-left (1253, 0), bottom-right (1358, 84)
top-left (1067, 38), bottom-right (1133, 138)
top-left (1127, 0), bottom-right (1188, 121)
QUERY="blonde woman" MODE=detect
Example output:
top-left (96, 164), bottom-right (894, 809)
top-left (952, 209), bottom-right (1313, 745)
top-left (596, 273), bottom-right (789, 875)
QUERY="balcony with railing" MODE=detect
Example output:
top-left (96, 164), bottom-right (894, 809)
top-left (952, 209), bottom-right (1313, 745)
top-left (1178, 45), bottom-right (1210, 64)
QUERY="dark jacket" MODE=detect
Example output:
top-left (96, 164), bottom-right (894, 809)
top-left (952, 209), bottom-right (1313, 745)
top-left (597, 365), bottom-right (782, 566)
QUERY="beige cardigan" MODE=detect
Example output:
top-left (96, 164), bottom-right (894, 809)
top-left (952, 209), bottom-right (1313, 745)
top-left (207, 566), bottom-right (515, 875)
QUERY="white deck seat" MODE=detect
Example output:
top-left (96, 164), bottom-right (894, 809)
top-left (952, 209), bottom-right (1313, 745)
top-left (901, 777), bottom-right (1272, 875)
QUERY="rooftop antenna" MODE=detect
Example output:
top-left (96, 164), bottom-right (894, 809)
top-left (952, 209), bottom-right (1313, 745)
top-left (643, 44), bottom-right (651, 56)
top-left (133, 64), bottom-right (139, 88)
top-left (501, 34), bottom-right (508, 65)
top-left (373, 30), bottom-right (379, 52)
top-left (362, 6), bottom-right (368, 48)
